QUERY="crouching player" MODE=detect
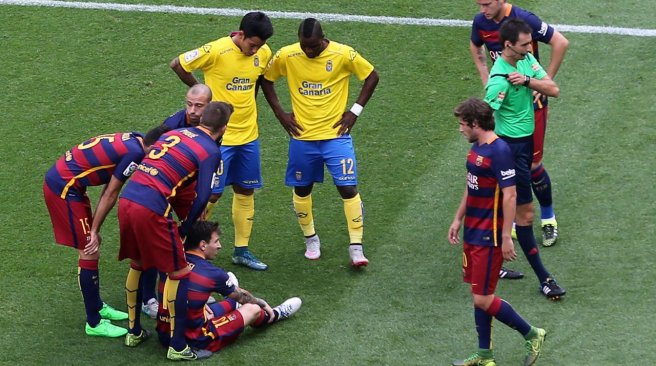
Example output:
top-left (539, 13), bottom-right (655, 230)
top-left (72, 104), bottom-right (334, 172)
top-left (156, 221), bottom-right (302, 355)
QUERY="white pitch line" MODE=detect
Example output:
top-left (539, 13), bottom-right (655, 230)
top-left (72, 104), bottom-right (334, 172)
top-left (2, 0), bottom-right (655, 37)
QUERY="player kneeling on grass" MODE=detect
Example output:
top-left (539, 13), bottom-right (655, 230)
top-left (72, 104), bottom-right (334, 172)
top-left (148, 220), bottom-right (301, 356)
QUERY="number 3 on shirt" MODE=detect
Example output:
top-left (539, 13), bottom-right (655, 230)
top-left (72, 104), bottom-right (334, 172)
top-left (149, 135), bottom-right (181, 159)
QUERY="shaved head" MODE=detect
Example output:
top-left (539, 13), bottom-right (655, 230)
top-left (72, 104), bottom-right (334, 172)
top-left (188, 83), bottom-right (212, 101)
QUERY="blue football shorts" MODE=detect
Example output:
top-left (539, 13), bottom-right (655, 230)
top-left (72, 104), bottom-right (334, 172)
top-left (285, 136), bottom-right (358, 187)
top-left (500, 135), bottom-right (533, 205)
top-left (211, 139), bottom-right (262, 194)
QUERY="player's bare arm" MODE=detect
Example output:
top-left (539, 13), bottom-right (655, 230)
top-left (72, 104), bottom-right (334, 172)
top-left (448, 187), bottom-right (468, 245)
top-left (546, 30), bottom-right (569, 80)
top-left (469, 41), bottom-right (490, 85)
top-left (170, 57), bottom-right (199, 87)
top-left (228, 287), bottom-right (276, 321)
top-left (333, 70), bottom-right (380, 135)
top-left (261, 79), bottom-right (303, 136)
top-left (500, 185), bottom-right (517, 261)
top-left (85, 176), bottom-right (125, 256)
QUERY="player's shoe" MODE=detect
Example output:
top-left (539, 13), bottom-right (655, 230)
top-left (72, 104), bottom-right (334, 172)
top-left (167, 345), bottom-right (213, 361)
top-left (524, 327), bottom-right (546, 366)
top-left (349, 244), bottom-right (369, 267)
top-left (141, 298), bottom-right (159, 319)
top-left (232, 249), bottom-right (268, 271)
top-left (541, 220), bottom-right (558, 247)
top-left (99, 303), bottom-right (128, 321)
top-left (304, 234), bottom-right (321, 260)
top-left (452, 352), bottom-right (496, 366)
top-left (124, 329), bottom-right (151, 347)
top-left (85, 319), bottom-right (128, 338)
top-left (273, 297), bottom-right (302, 321)
top-left (499, 266), bottom-right (524, 279)
top-left (540, 278), bottom-right (566, 300)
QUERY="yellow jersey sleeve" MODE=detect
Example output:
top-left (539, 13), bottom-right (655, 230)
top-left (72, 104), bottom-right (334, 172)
top-left (265, 41), bottom-right (374, 141)
top-left (178, 37), bottom-right (272, 145)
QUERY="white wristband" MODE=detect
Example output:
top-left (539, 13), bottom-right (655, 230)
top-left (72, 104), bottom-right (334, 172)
top-left (350, 103), bottom-right (364, 117)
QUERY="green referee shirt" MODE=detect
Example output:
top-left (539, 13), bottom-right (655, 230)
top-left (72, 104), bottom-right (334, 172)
top-left (485, 53), bottom-right (547, 138)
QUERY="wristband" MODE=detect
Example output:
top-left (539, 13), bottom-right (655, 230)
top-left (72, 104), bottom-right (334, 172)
top-left (523, 75), bottom-right (531, 86)
top-left (350, 103), bottom-right (363, 117)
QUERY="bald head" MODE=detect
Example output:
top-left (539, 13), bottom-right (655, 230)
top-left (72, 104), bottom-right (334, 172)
top-left (185, 84), bottom-right (212, 126)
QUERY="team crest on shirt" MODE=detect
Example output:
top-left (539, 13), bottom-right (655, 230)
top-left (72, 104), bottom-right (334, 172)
top-left (296, 171), bottom-right (302, 181)
top-left (476, 155), bottom-right (484, 166)
top-left (254, 55), bottom-right (260, 67)
top-left (123, 161), bottom-right (139, 177)
top-left (326, 60), bottom-right (333, 72)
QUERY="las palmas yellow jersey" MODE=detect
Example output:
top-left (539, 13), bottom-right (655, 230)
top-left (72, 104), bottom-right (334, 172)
top-left (179, 36), bottom-right (272, 146)
top-left (264, 40), bottom-right (374, 141)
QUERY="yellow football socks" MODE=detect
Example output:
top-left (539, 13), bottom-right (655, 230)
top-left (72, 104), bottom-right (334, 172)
top-left (343, 194), bottom-right (364, 244)
top-left (233, 193), bottom-right (254, 247)
top-left (293, 191), bottom-right (316, 237)
top-left (125, 267), bottom-right (142, 330)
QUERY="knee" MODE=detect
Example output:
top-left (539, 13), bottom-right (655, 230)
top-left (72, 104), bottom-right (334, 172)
top-left (515, 204), bottom-right (534, 225)
top-left (238, 303), bottom-right (261, 325)
top-left (337, 185), bottom-right (358, 199)
top-left (209, 193), bottom-right (222, 203)
top-left (294, 186), bottom-right (313, 197)
top-left (233, 185), bottom-right (254, 196)
top-left (472, 295), bottom-right (493, 311)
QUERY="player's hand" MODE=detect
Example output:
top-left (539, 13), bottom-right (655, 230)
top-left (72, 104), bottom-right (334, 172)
top-left (276, 111), bottom-right (303, 137)
top-left (507, 72), bottom-right (526, 86)
top-left (532, 90), bottom-right (545, 104)
top-left (447, 220), bottom-right (461, 245)
top-left (333, 112), bottom-right (358, 135)
top-left (262, 303), bottom-right (276, 323)
top-left (84, 231), bottom-right (101, 255)
top-left (501, 236), bottom-right (517, 261)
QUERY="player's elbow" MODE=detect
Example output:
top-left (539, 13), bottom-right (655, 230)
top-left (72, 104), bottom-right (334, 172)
top-left (548, 85), bottom-right (560, 98)
top-left (169, 57), bottom-right (181, 71)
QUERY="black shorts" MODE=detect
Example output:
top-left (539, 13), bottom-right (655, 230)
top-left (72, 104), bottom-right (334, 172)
top-left (500, 135), bottom-right (533, 205)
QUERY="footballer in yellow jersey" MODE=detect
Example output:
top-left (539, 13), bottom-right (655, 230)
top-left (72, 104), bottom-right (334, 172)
top-left (170, 12), bottom-right (274, 271)
top-left (262, 18), bottom-right (379, 268)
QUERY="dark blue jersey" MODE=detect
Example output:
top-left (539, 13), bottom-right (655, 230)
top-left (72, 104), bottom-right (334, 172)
top-left (185, 253), bottom-right (236, 348)
top-left (163, 109), bottom-right (192, 130)
top-left (120, 128), bottom-right (220, 234)
top-left (464, 137), bottom-right (515, 247)
top-left (45, 132), bottom-right (145, 198)
top-left (471, 4), bottom-right (554, 63)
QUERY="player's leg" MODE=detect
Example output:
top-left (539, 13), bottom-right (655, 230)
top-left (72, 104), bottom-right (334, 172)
top-left (286, 139), bottom-right (324, 259)
top-left (453, 244), bottom-right (496, 366)
top-left (531, 107), bottom-right (558, 247)
top-left (324, 136), bottom-right (368, 267)
top-left (508, 138), bottom-right (565, 299)
top-left (44, 183), bottom-right (127, 337)
top-left (230, 140), bottom-right (267, 270)
top-left (124, 261), bottom-right (151, 346)
top-left (140, 268), bottom-right (159, 319)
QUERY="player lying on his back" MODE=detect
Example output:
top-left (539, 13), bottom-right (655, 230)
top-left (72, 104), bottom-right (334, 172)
top-left (155, 220), bottom-right (302, 356)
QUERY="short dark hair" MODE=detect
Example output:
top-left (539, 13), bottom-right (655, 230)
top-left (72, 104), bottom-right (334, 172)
top-left (298, 18), bottom-right (323, 38)
top-left (453, 97), bottom-right (495, 131)
top-left (240, 12), bottom-right (274, 40)
top-left (183, 221), bottom-right (220, 251)
top-left (143, 125), bottom-right (170, 146)
top-left (499, 18), bottom-right (532, 45)
top-left (200, 101), bottom-right (233, 134)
